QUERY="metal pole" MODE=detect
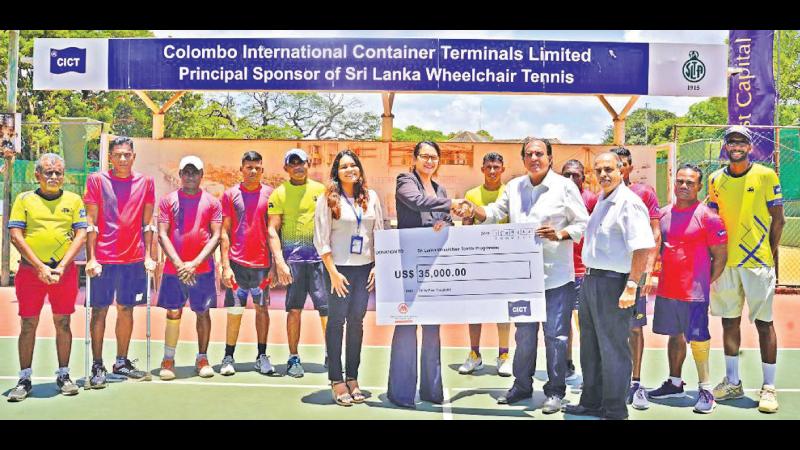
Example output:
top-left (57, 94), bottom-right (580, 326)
top-left (2, 30), bottom-right (20, 286)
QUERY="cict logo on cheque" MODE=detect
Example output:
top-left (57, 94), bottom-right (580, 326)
top-left (398, 303), bottom-right (409, 314)
top-left (682, 50), bottom-right (706, 83)
top-left (50, 47), bottom-right (86, 74)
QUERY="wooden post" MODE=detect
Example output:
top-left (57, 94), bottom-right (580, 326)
top-left (381, 92), bottom-right (395, 142)
top-left (2, 30), bottom-right (20, 286)
top-left (597, 95), bottom-right (639, 145)
top-left (134, 91), bottom-right (185, 140)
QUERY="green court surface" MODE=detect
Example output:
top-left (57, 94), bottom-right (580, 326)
top-left (1, 337), bottom-right (798, 419)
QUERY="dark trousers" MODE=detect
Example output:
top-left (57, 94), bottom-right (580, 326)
top-left (578, 273), bottom-right (633, 419)
top-left (387, 324), bottom-right (443, 407)
top-left (511, 282), bottom-right (575, 398)
top-left (324, 263), bottom-right (372, 382)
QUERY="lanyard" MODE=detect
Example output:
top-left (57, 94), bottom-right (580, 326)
top-left (342, 195), bottom-right (363, 233)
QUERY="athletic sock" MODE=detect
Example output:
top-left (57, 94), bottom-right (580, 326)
top-left (470, 346), bottom-right (480, 357)
top-left (20, 368), bottom-right (32, 380)
top-left (257, 343), bottom-right (267, 357)
top-left (164, 346), bottom-right (176, 360)
top-left (669, 376), bottom-right (683, 387)
top-left (631, 378), bottom-right (641, 387)
top-left (93, 358), bottom-right (103, 366)
top-left (225, 345), bottom-right (236, 357)
top-left (57, 367), bottom-right (70, 377)
top-left (699, 382), bottom-right (712, 391)
top-left (762, 362), bottom-right (777, 386)
top-left (725, 355), bottom-right (740, 385)
top-left (115, 356), bottom-right (126, 366)
top-left (197, 353), bottom-right (207, 361)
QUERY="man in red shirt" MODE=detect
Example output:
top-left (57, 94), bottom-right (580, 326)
top-left (561, 159), bottom-right (597, 382)
top-left (84, 137), bottom-right (156, 388)
top-left (646, 164), bottom-right (727, 413)
top-left (218, 151), bottom-right (276, 376)
top-left (611, 146), bottom-right (661, 411)
top-left (156, 156), bottom-right (222, 380)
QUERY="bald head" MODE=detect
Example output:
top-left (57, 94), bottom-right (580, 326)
top-left (594, 152), bottom-right (623, 195)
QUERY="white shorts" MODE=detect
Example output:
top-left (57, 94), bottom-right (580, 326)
top-left (710, 266), bottom-right (775, 323)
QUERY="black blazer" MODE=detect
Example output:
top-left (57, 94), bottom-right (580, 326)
top-left (395, 170), bottom-right (453, 230)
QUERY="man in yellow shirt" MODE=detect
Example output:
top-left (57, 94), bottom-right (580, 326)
top-left (707, 125), bottom-right (785, 413)
top-left (458, 152), bottom-right (512, 377)
top-left (7, 153), bottom-right (88, 401)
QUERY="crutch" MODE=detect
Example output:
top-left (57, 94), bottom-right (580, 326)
top-left (84, 271), bottom-right (92, 390)
top-left (143, 270), bottom-right (153, 381)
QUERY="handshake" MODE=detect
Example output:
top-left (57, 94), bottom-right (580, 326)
top-left (451, 199), bottom-right (477, 223)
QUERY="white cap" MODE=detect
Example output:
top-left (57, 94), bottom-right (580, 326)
top-left (179, 155), bottom-right (204, 171)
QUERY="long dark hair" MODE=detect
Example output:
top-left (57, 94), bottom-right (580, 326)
top-left (326, 149), bottom-right (369, 220)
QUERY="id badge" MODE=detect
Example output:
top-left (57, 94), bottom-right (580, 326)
top-left (350, 235), bottom-right (364, 254)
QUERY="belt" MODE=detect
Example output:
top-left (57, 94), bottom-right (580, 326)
top-left (585, 267), bottom-right (628, 279)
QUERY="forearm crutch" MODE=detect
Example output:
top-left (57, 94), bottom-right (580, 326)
top-left (84, 272), bottom-right (92, 390)
top-left (144, 270), bottom-right (153, 381)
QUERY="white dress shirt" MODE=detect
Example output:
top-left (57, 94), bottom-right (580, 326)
top-left (314, 189), bottom-right (384, 266)
top-left (582, 183), bottom-right (656, 274)
top-left (483, 170), bottom-right (589, 290)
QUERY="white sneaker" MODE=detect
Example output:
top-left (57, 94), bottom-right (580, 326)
top-left (496, 354), bottom-right (512, 377)
top-left (631, 384), bottom-right (650, 410)
top-left (254, 354), bottom-right (275, 375)
top-left (458, 351), bottom-right (484, 374)
top-left (219, 355), bottom-right (236, 376)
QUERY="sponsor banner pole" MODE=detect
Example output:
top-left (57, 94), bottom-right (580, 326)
top-left (727, 30), bottom-right (776, 162)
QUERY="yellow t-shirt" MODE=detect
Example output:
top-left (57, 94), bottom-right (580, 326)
top-left (268, 179), bottom-right (326, 262)
top-left (8, 190), bottom-right (88, 265)
top-left (465, 184), bottom-right (508, 224)
top-left (708, 164), bottom-right (782, 268)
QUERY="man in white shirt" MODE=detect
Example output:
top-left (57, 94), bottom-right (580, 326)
top-left (459, 138), bottom-right (589, 414)
top-left (563, 152), bottom-right (655, 420)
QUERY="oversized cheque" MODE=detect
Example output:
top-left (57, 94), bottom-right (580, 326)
top-left (374, 223), bottom-right (545, 325)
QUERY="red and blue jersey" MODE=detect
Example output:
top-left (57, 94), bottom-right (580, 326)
top-left (221, 183), bottom-right (273, 268)
top-left (158, 189), bottom-right (222, 275)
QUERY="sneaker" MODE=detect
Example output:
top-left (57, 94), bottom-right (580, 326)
top-left (712, 377), bottom-right (745, 401)
top-left (565, 361), bottom-right (578, 381)
top-left (159, 359), bottom-right (176, 381)
top-left (541, 395), bottom-right (564, 414)
top-left (648, 380), bottom-right (686, 399)
top-left (287, 356), bottom-right (304, 378)
top-left (254, 354), bottom-right (275, 375)
top-left (56, 373), bottom-right (79, 396)
top-left (89, 362), bottom-right (108, 389)
top-left (112, 358), bottom-right (146, 379)
top-left (7, 378), bottom-right (32, 402)
top-left (758, 385), bottom-right (779, 413)
top-left (496, 353), bottom-right (512, 377)
top-left (694, 388), bottom-right (716, 414)
top-left (630, 384), bottom-right (650, 410)
top-left (219, 355), bottom-right (236, 376)
top-left (458, 351), bottom-right (484, 375)
top-left (196, 356), bottom-right (215, 378)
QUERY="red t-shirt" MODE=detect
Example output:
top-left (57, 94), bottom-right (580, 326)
top-left (657, 202), bottom-right (727, 302)
top-left (158, 189), bottom-right (222, 275)
top-left (221, 183), bottom-right (273, 268)
top-left (83, 171), bottom-right (155, 264)
top-left (629, 182), bottom-right (660, 219)
top-left (573, 189), bottom-right (598, 277)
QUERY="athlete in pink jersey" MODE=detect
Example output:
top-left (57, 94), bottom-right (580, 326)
top-left (646, 164), bottom-right (727, 414)
top-left (156, 156), bottom-right (222, 381)
top-left (611, 146), bottom-right (661, 411)
top-left (218, 151), bottom-right (277, 376)
top-left (84, 137), bottom-right (156, 387)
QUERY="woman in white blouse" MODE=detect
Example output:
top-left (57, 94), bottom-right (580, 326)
top-left (314, 149), bottom-right (384, 407)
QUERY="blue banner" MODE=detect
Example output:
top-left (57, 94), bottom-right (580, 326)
top-left (727, 30), bottom-right (776, 162)
top-left (50, 47), bottom-right (86, 74)
top-left (107, 38), bottom-right (650, 94)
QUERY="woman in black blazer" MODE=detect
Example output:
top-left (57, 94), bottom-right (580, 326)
top-left (387, 141), bottom-right (454, 408)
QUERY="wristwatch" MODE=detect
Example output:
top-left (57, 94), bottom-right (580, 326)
top-left (626, 280), bottom-right (638, 290)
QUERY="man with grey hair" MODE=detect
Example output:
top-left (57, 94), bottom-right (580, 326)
top-left (563, 152), bottom-right (655, 420)
top-left (7, 153), bottom-right (88, 401)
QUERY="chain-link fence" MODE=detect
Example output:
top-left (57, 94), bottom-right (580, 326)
top-left (673, 124), bottom-right (800, 287)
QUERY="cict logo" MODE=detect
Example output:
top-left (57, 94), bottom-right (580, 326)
top-left (508, 300), bottom-right (531, 318)
top-left (682, 50), bottom-right (706, 83)
top-left (50, 47), bottom-right (86, 74)
top-left (397, 303), bottom-right (409, 314)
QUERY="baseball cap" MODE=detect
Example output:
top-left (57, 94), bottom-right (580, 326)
top-left (284, 148), bottom-right (309, 165)
top-left (179, 155), bottom-right (204, 171)
top-left (724, 125), bottom-right (752, 143)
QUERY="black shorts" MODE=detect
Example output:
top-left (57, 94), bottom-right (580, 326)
top-left (285, 261), bottom-right (328, 316)
top-left (224, 261), bottom-right (270, 307)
